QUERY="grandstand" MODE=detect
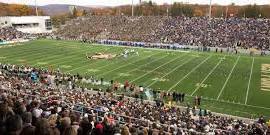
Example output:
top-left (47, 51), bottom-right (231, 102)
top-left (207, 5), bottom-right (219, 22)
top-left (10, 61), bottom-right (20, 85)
top-left (1, 38), bottom-right (270, 134)
top-left (56, 16), bottom-right (270, 51)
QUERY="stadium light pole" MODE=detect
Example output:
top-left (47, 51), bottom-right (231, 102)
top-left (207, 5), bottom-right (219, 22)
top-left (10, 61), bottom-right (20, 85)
top-left (225, 0), bottom-right (229, 19)
top-left (225, 6), bottom-right (228, 18)
top-left (35, 0), bottom-right (39, 16)
top-left (167, 0), bottom-right (174, 17)
top-left (132, 0), bottom-right (134, 16)
top-left (209, 0), bottom-right (212, 19)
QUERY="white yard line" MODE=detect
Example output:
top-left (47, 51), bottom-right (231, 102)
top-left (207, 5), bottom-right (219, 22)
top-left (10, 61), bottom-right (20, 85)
top-left (217, 56), bottom-right (240, 100)
top-left (15, 43), bottom-right (93, 66)
top-left (67, 47), bottom-right (156, 73)
top-left (168, 55), bottom-right (212, 92)
top-left (67, 62), bottom-right (93, 72)
top-left (245, 57), bottom-right (254, 105)
top-left (191, 56), bottom-right (226, 96)
top-left (0, 44), bottom-right (25, 48)
top-left (112, 55), bottom-right (169, 80)
top-left (5, 45), bottom-right (63, 60)
top-left (130, 55), bottom-right (181, 83)
top-left (33, 46), bottom-right (105, 67)
top-left (185, 94), bottom-right (270, 110)
top-left (66, 48), bottom-right (117, 72)
top-left (96, 53), bottom-right (159, 77)
top-left (49, 47), bottom-right (108, 67)
top-left (146, 56), bottom-right (194, 88)
top-left (67, 57), bottom-right (115, 72)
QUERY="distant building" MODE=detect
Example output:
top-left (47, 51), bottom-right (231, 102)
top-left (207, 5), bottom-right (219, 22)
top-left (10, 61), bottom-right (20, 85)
top-left (0, 16), bottom-right (52, 34)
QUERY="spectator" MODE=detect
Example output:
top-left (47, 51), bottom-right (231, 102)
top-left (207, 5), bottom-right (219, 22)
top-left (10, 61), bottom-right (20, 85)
top-left (62, 126), bottom-right (76, 135)
top-left (0, 63), bottom-right (269, 134)
top-left (55, 16), bottom-right (270, 51)
top-left (0, 27), bottom-right (29, 41)
top-left (5, 115), bottom-right (23, 135)
top-left (20, 112), bottom-right (35, 135)
top-left (121, 126), bottom-right (130, 135)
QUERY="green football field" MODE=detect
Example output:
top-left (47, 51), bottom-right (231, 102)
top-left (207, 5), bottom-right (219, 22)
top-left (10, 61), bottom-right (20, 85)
top-left (1, 39), bottom-right (270, 118)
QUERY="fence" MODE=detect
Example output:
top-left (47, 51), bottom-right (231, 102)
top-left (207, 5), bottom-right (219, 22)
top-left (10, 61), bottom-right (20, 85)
top-left (0, 39), bottom-right (29, 45)
top-left (56, 38), bottom-right (270, 55)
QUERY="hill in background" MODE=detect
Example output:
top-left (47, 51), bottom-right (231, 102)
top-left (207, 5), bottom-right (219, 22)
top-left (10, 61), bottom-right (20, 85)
top-left (0, 2), bottom-right (269, 18)
top-left (0, 2), bottom-right (93, 16)
top-left (37, 4), bottom-right (94, 16)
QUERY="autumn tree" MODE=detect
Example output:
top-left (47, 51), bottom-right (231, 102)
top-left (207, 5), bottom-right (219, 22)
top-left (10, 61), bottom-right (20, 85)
top-left (70, 6), bottom-right (78, 18)
top-left (214, 6), bottom-right (224, 18)
top-left (0, 3), bottom-right (44, 16)
top-left (260, 6), bottom-right (270, 18)
top-left (238, 4), bottom-right (262, 18)
top-left (51, 14), bottom-right (71, 28)
top-left (81, 9), bottom-right (88, 16)
top-left (171, 2), bottom-right (194, 17)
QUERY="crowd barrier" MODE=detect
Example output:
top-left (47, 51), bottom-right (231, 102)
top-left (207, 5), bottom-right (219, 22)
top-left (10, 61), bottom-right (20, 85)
top-left (58, 38), bottom-right (270, 55)
top-left (0, 39), bottom-right (30, 45)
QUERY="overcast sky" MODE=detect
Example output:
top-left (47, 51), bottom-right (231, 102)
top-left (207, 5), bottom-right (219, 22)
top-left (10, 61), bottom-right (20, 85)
top-left (0, 0), bottom-right (269, 6)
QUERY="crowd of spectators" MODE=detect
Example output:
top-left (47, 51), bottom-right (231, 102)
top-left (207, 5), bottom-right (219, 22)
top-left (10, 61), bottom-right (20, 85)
top-left (1, 63), bottom-right (270, 135)
top-left (0, 27), bottom-right (29, 42)
top-left (155, 17), bottom-right (270, 50)
top-left (56, 16), bottom-right (167, 43)
top-left (55, 16), bottom-right (270, 50)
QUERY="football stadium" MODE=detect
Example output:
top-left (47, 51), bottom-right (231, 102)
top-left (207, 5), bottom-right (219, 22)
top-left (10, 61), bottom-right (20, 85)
top-left (0, 0), bottom-right (270, 134)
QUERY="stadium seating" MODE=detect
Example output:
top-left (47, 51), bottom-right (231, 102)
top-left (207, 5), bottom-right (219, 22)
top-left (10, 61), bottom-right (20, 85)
top-left (0, 63), bottom-right (269, 135)
top-left (55, 16), bottom-right (270, 51)
top-left (0, 27), bottom-right (28, 41)
top-left (1, 16), bottom-right (270, 135)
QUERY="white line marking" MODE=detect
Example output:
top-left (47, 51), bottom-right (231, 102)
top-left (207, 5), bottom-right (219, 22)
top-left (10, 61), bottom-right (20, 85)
top-left (217, 56), bottom-right (240, 100)
top-left (33, 47), bottom-right (105, 67)
top-left (191, 56), bottom-right (226, 96)
top-left (168, 55), bottom-right (212, 92)
top-left (66, 47), bottom-right (145, 72)
top-left (64, 49), bottom-right (118, 72)
top-left (130, 55), bottom-right (181, 83)
top-left (112, 55), bottom-right (169, 80)
top-left (50, 47), bottom-right (108, 67)
top-left (245, 57), bottom-right (254, 105)
top-left (184, 94), bottom-right (270, 110)
top-left (97, 52), bottom-right (159, 77)
top-left (146, 56), bottom-right (194, 88)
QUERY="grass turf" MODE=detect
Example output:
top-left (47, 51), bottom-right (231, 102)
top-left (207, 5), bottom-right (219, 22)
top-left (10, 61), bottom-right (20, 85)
top-left (0, 39), bottom-right (270, 118)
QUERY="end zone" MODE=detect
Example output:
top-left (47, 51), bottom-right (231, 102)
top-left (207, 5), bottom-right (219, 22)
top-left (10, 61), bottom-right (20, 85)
top-left (261, 64), bottom-right (270, 91)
